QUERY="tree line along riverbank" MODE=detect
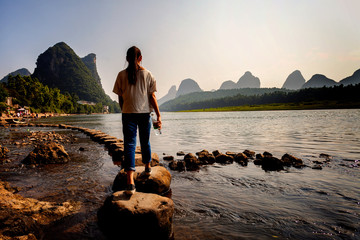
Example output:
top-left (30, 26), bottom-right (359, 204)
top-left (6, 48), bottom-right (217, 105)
top-left (161, 83), bottom-right (360, 112)
top-left (0, 75), bottom-right (120, 115)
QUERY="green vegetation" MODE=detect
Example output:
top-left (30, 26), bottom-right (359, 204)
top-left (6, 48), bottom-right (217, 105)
top-left (32, 42), bottom-right (118, 109)
top-left (161, 88), bottom-right (294, 110)
top-left (183, 101), bottom-right (360, 112)
top-left (161, 84), bottom-right (360, 112)
top-left (1, 75), bottom-right (120, 114)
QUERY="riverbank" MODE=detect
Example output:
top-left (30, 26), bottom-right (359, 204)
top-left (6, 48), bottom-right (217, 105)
top-left (180, 101), bottom-right (360, 112)
top-left (0, 122), bottom-right (173, 239)
top-left (0, 180), bottom-right (81, 240)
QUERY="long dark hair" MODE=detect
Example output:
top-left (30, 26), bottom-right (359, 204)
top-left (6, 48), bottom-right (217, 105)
top-left (126, 46), bottom-right (142, 85)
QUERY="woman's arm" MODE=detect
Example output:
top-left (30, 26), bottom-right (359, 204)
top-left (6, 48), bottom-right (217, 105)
top-left (149, 92), bottom-right (162, 129)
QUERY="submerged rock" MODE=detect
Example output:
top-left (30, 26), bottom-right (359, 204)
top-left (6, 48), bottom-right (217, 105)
top-left (98, 191), bottom-right (174, 240)
top-left (22, 142), bottom-right (70, 165)
top-left (112, 166), bottom-right (171, 195)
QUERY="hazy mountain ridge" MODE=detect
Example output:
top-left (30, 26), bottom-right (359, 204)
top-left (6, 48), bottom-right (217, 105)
top-left (160, 84), bottom-right (360, 111)
top-left (339, 69), bottom-right (360, 86)
top-left (1, 68), bottom-right (31, 83)
top-left (159, 67), bottom-right (360, 107)
top-left (302, 74), bottom-right (337, 89)
top-left (160, 88), bottom-right (294, 111)
top-left (219, 72), bottom-right (260, 90)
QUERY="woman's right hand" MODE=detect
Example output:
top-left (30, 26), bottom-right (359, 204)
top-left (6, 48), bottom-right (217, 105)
top-left (155, 117), bottom-right (162, 129)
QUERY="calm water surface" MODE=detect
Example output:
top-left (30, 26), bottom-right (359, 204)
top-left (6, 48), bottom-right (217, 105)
top-left (0, 109), bottom-right (359, 239)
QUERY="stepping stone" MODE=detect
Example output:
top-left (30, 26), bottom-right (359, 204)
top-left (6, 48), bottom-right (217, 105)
top-left (98, 191), bottom-right (174, 239)
top-left (112, 166), bottom-right (171, 195)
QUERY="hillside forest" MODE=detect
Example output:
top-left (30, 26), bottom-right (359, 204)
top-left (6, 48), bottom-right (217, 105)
top-left (0, 75), bottom-right (120, 114)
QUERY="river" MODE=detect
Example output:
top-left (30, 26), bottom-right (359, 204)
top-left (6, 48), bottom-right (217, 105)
top-left (0, 109), bottom-right (359, 239)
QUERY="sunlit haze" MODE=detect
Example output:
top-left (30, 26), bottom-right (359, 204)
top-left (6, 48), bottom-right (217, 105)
top-left (1, 0), bottom-right (359, 100)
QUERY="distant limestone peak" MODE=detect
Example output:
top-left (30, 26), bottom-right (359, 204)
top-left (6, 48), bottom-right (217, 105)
top-left (282, 70), bottom-right (305, 90)
top-left (237, 71), bottom-right (261, 88)
top-left (176, 78), bottom-right (202, 97)
top-left (157, 85), bottom-right (177, 106)
top-left (167, 85), bottom-right (177, 95)
top-left (219, 80), bottom-right (237, 90)
top-left (339, 68), bottom-right (360, 86)
top-left (302, 74), bottom-right (337, 89)
top-left (81, 53), bottom-right (102, 87)
top-left (32, 42), bottom-right (107, 102)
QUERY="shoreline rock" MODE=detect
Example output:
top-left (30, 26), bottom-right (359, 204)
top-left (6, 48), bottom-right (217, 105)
top-left (0, 181), bottom-right (81, 240)
top-left (98, 191), bottom-right (174, 240)
top-left (22, 142), bottom-right (70, 165)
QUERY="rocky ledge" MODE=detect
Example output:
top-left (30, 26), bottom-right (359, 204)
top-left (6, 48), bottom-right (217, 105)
top-left (0, 181), bottom-right (80, 240)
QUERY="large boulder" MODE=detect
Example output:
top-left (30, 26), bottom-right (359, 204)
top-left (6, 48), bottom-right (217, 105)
top-left (98, 191), bottom-right (174, 240)
top-left (112, 166), bottom-right (171, 195)
top-left (22, 142), bottom-right (70, 165)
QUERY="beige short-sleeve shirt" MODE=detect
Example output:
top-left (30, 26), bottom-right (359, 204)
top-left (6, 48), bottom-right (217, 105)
top-left (113, 69), bottom-right (157, 113)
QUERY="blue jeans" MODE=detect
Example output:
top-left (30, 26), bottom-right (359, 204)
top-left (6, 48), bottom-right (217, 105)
top-left (122, 113), bottom-right (152, 171)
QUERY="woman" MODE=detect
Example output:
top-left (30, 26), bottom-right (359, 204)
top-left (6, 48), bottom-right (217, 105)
top-left (113, 46), bottom-right (162, 195)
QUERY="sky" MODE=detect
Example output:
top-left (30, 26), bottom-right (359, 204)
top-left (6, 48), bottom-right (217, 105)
top-left (1, 0), bottom-right (359, 100)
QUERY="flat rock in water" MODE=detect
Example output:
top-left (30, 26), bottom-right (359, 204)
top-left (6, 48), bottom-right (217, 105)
top-left (98, 191), bottom-right (174, 239)
top-left (112, 166), bottom-right (171, 195)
